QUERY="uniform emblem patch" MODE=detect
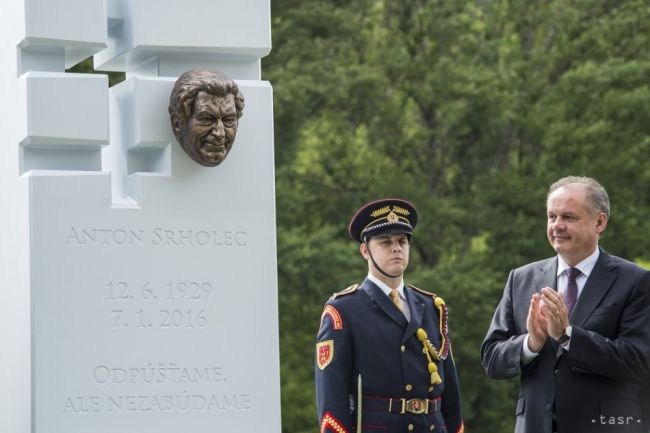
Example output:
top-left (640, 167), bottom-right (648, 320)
top-left (317, 340), bottom-right (334, 370)
top-left (320, 305), bottom-right (343, 330)
top-left (321, 411), bottom-right (348, 433)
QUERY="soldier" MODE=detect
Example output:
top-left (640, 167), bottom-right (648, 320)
top-left (315, 198), bottom-right (464, 433)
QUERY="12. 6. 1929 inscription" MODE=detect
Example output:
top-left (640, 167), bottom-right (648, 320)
top-left (105, 281), bottom-right (213, 301)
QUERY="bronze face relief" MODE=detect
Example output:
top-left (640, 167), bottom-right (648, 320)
top-left (168, 69), bottom-right (245, 167)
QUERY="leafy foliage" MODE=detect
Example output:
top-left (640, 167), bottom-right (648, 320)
top-left (264, 1), bottom-right (650, 432)
top-left (66, 57), bottom-right (125, 87)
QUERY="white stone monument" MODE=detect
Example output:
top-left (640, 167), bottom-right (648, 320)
top-left (0, 1), bottom-right (280, 432)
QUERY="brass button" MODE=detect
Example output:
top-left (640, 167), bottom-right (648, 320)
top-left (429, 425), bottom-right (435, 431)
top-left (428, 386), bottom-right (434, 392)
top-left (422, 347), bottom-right (427, 353)
top-left (405, 384), bottom-right (413, 391)
top-left (408, 424), bottom-right (414, 431)
top-left (401, 345), bottom-right (406, 352)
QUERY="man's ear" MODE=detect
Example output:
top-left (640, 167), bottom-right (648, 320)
top-left (171, 114), bottom-right (182, 136)
top-left (360, 242), bottom-right (369, 260)
top-left (595, 212), bottom-right (608, 235)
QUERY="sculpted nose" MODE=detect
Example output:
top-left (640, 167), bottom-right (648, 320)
top-left (211, 120), bottom-right (225, 137)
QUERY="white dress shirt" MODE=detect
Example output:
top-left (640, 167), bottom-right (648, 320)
top-left (367, 273), bottom-right (411, 322)
top-left (556, 247), bottom-right (600, 300)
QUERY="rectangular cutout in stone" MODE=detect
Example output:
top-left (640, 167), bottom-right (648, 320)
top-left (21, 146), bottom-right (102, 173)
top-left (127, 144), bottom-right (170, 175)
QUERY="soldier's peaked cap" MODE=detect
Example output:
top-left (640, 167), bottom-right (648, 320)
top-left (348, 198), bottom-right (418, 243)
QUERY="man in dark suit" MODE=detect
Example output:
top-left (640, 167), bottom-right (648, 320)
top-left (481, 176), bottom-right (650, 433)
top-left (315, 198), bottom-right (464, 433)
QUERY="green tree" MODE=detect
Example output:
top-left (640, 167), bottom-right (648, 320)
top-left (264, 1), bottom-right (650, 432)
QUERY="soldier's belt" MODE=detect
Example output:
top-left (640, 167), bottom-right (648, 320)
top-left (361, 396), bottom-right (441, 415)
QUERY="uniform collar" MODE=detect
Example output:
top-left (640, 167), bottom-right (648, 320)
top-left (367, 273), bottom-right (405, 298)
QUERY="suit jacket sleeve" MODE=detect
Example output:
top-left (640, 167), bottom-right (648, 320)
top-left (481, 269), bottom-right (529, 379)
top-left (566, 270), bottom-right (650, 382)
top-left (315, 300), bottom-right (353, 433)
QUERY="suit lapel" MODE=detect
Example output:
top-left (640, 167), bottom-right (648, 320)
top-left (402, 287), bottom-right (424, 343)
top-left (571, 251), bottom-right (617, 326)
top-left (534, 258), bottom-right (558, 294)
top-left (361, 279), bottom-right (408, 329)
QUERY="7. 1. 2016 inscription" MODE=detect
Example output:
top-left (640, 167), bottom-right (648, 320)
top-left (111, 308), bottom-right (208, 329)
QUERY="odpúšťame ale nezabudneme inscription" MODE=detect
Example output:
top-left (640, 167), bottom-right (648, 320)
top-left (62, 364), bottom-right (252, 414)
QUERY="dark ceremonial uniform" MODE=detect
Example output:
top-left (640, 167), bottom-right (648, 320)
top-left (315, 279), bottom-right (464, 433)
top-left (316, 198), bottom-right (463, 433)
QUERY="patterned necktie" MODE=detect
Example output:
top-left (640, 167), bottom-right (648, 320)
top-left (565, 267), bottom-right (581, 317)
top-left (389, 288), bottom-right (405, 314)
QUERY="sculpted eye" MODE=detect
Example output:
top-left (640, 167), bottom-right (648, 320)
top-left (195, 113), bottom-right (214, 124)
top-left (223, 117), bottom-right (237, 127)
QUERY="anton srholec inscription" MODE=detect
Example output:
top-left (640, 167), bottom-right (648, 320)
top-left (64, 227), bottom-right (248, 247)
